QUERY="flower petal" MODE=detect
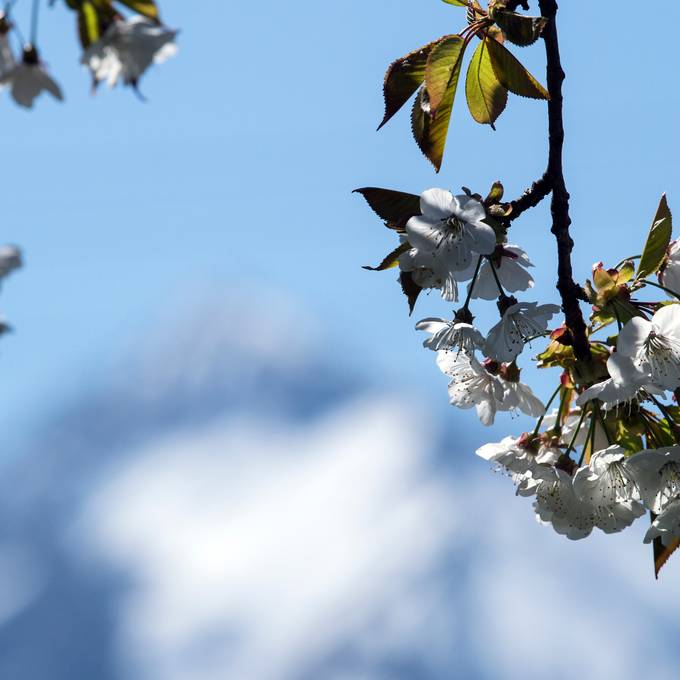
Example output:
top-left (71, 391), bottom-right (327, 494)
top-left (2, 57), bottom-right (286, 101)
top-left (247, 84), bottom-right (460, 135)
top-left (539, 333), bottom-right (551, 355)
top-left (419, 188), bottom-right (455, 220)
top-left (465, 222), bottom-right (496, 255)
top-left (653, 304), bottom-right (680, 339)
top-left (452, 194), bottom-right (486, 224)
top-left (617, 317), bottom-right (652, 358)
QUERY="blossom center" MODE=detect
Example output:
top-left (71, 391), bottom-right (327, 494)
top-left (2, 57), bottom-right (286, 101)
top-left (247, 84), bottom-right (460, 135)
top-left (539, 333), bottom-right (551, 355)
top-left (442, 215), bottom-right (466, 242)
top-left (640, 331), bottom-right (680, 378)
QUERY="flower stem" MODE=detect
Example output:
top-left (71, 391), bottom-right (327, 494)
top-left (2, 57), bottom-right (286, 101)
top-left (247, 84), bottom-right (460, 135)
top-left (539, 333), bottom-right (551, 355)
top-left (640, 279), bottom-right (680, 302)
top-left (648, 393), bottom-right (680, 444)
top-left (462, 255), bottom-right (484, 311)
top-left (565, 405), bottom-right (589, 457)
top-left (532, 383), bottom-right (561, 436)
top-left (488, 257), bottom-right (507, 299)
top-left (614, 255), bottom-right (641, 270)
top-left (594, 401), bottom-right (611, 445)
top-left (578, 411), bottom-right (597, 467)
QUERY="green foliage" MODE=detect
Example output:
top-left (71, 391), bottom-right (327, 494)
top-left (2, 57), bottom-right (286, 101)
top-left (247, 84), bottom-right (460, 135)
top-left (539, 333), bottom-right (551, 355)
top-left (465, 36), bottom-right (507, 128)
top-left (353, 188), bottom-right (420, 231)
top-left (400, 271), bottom-right (422, 315)
top-left (363, 243), bottom-right (411, 271)
top-left (636, 194), bottom-right (673, 281)
top-left (65, 0), bottom-right (160, 49)
top-left (491, 8), bottom-right (547, 46)
top-left (412, 37), bottom-right (466, 171)
top-left (377, 2), bottom-right (550, 168)
top-left (378, 40), bottom-right (440, 130)
top-left (425, 35), bottom-right (466, 114)
top-left (486, 36), bottom-right (549, 99)
top-left (116, 0), bottom-right (159, 21)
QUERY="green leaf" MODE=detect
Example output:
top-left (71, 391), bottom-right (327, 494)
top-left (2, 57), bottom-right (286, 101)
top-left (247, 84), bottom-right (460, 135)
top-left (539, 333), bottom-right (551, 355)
top-left (441, 0), bottom-right (468, 5)
top-left (465, 37), bottom-right (508, 128)
top-left (486, 37), bottom-right (549, 99)
top-left (115, 0), bottom-right (159, 21)
top-left (424, 35), bottom-right (465, 115)
top-left (412, 37), bottom-right (465, 172)
top-left (484, 180), bottom-right (504, 204)
top-left (79, 1), bottom-right (100, 47)
top-left (636, 194), bottom-right (673, 281)
top-left (400, 271), bottom-right (422, 315)
top-left (353, 188), bottom-right (420, 232)
top-left (378, 39), bottom-right (441, 131)
top-left (363, 242), bottom-right (411, 271)
top-left (492, 10), bottom-right (548, 46)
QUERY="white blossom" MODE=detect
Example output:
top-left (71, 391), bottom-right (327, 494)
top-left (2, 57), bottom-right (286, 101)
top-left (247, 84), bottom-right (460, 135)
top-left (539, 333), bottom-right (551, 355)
top-left (469, 244), bottom-right (534, 300)
top-left (532, 466), bottom-right (596, 540)
top-left (572, 446), bottom-right (644, 533)
top-left (437, 350), bottom-right (503, 426)
top-left (644, 498), bottom-right (680, 544)
top-left (625, 446), bottom-right (680, 514)
top-left (576, 352), bottom-right (663, 410)
top-left (415, 317), bottom-right (484, 353)
top-left (399, 249), bottom-right (460, 301)
top-left (476, 435), bottom-right (557, 494)
top-left (659, 238), bottom-right (680, 296)
top-left (405, 188), bottom-right (495, 288)
top-left (499, 377), bottom-right (545, 418)
top-left (485, 301), bottom-right (561, 363)
top-left (616, 305), bottom-right (680, 390)
top-left (82, 16), bottom-right (178, 89)
top-left (1, 46), bottom-right (62, 109)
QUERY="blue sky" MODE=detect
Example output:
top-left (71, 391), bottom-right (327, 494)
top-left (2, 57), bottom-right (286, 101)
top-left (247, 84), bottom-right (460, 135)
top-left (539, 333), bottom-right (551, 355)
top-left (1, 2), bottom-right (680, 677)
top-left (2, 0), bottom-right (679, 443)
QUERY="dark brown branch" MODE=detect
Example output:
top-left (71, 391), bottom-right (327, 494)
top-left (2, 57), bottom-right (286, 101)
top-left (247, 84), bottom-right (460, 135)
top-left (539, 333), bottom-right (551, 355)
top-left (537, 0), bottom-right (591, 361)
top-left (507, 173), bottom-right (551, 222)
top-left (506, 1), bottom-right (530, 10)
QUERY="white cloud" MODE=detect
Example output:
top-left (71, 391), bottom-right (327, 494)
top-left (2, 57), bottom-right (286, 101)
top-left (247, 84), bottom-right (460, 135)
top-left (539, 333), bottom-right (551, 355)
top-left (71, 388), bottom-right (680, 680)
top-left (77, 397), bottom-right (460, 680)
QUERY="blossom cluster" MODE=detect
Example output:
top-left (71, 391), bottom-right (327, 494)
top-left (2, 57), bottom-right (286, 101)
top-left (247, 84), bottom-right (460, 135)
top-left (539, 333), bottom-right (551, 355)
top-left (0, 6), bottom-right (176, 109)
top-left (403, 187), bottom-right (559, 425)
top-left (359, 183), bottom-right (680, 573)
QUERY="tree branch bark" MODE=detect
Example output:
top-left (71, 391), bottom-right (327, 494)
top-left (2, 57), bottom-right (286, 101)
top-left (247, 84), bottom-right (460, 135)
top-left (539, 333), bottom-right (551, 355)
top-left (538, 0), bottom-right (591, 361)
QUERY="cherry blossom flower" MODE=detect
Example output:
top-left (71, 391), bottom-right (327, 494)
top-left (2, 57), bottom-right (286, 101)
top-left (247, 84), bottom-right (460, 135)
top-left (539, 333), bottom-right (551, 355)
top-left (485, 301), bottom-right (561, 363)
top-left (468, 244), bottom-right (534, 300)
top-left (477, 435), bottom-right (558, 494)
top-left (415, 317), bottom-right (484, 353)
top-left (399, 249), bottom-right (460, 301)
top-left (572, 446), bottom-right (644, 533)
top-left (532, 466), bottom-right (596, 540)
top-left (1, 46), bottom-right (62, 109)
top-left (541, 408), bottom-right (611, 449)
top-left (616, 305), bottom-right (680, 390)
top-left (659, 238), bottom-right (680, 296)
top-left (437, 350), bottom-right (503, 426)
top-left (644, 498), bottom-right (680, 544)
top-left (625, 446), bottom-right (680, 514)
top-left (500, 379), bottom-right (545, 417)
top-left (82, 16), bottom-right (178, 89)
top-left (491, 362), bottom-right (545, 417)
top-left (576, 352), bottom-right (663, 410)
top-left (405, 188), bottom-right (496, 282)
